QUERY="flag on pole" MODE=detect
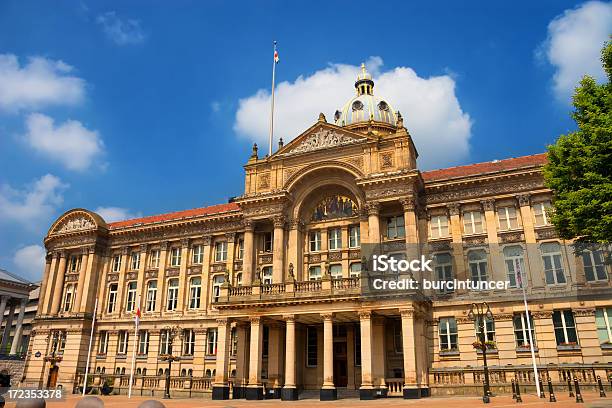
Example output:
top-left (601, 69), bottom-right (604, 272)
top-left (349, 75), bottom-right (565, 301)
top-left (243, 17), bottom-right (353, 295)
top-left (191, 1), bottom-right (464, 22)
top-left (274, 47), bottom-right (279, 64)
top-left (135, 306), bottom-right (141, 327)
top-left (515, 258), bottom-right (523, 288)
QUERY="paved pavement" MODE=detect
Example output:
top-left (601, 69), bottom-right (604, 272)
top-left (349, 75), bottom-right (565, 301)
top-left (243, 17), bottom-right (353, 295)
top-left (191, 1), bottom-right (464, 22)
top-left (5, 392), bottom-right (612, 407)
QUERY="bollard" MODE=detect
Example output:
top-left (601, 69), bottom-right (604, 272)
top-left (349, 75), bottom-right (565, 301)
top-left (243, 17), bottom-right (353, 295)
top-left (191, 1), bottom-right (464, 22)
top-left (573, 377), bottom-right (584, 403)
top-left (597, 376), bottom-right (606, 398)
top-left (511, 379), bottom-right (516, 400)
top-left (515, 378), bottom-right (522, 403)
top-left (547, 376), bottom-right (556, 403)
top-left (539, 378), bottom-right (546, 398)
top-left (567, 377), bottom-right (574, 397)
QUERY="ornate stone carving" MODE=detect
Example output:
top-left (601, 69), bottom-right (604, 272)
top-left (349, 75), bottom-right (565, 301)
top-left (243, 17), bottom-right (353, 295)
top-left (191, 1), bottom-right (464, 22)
top-left (181, 238), bottom-right (190, 247)
top-left (107, 273), bottom-right (119, 282)
top-left (283, 314), bottom-right (295, 322)
top-left (537, 228), bottom-right (558, 240)
top-left (400, 309), bottom-right (414, 318)
top-left (346, 156), bottom-right (364, 170)
top-left (481, 199), bottom-right (495, 211)
top-left (126, 272), bottom-right (138, 280)
top-left (211, 263), bottom-right (227, 272)
top-left (499, 232), bottom-right (523, 243)
top-left (258, 173), bottom-right (270, 189)
top-left (65, 274), bottom-right (79, 283)
top-left (320, 312), bottom-right (334, 320)
top-left (365, 186), bottom-right (412, 201)
top-left (166, 269), bottom-right (179, 277)
top-left (574, 308), bottom-right (595, 317)
top-left (400, 198), bottom-right (415, 211)
top-left (309, 254), bottom-right (321, 263)
top-left (288, 127), bottom-right (363, 154)
top-left (380, 152), bottom-right (393, 169)
top-left (202, 235), bottom-right (212, 246)
top-left (145, 271), bottom-right (158, 279)
top-left (56, 216), bottom-right (95, 234)
top-left (329, 252), bottom-right (342, 261)
top-left (426, 179), bottom-right (544, 204)
top-left (464, 236), bottom-right (487, 247)
top-left (366, 202), bottom-right (380, 216)
top-left (358, 311), bottom-right (372, 319)
top-left (225, 232), bottom-right (236, 243)
top-left (272, 215), bottom-right (285, 228)
top-left (243, 220), bottom-right (254, 232)
top-left (517, 194), bottom-right (531, 207)
top-left (447, 203), bottom-right (461, 216)
top-left (259, 254), bottom-right (273, 265)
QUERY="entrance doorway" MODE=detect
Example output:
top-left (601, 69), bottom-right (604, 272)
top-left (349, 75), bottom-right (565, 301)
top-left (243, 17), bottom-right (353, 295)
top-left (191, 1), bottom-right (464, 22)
top-left (333, 341), bottom-right (348, 387)
top-left (47, 366), bottom-right (59, 388)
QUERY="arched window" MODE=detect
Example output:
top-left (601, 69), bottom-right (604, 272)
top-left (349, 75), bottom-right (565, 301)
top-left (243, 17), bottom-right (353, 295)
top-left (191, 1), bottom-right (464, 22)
top-left (136, 368), bottom-right (141, 375)
top-left (541, 242), bottom-right (566, 285)
top-left (158, 368), bottom-right (163, 376)
top-left (212, 275), bottom-right (224, 302)
top-left (146, 280), bottom-right (157, 312)
top-left (434, 253), bottom-right (453, 293)
top-left (189, 277), bottom-right (202, 309)
top-left (181, 368), bottom-right (186, 376)
top-left (188, 369), bottom-right (193, 377)
top-left (166, 278), bottom-right (179, 310)
top-left (235, 272), bottom-right (243, 287)
top-left (205, 369), bottom-right (212, 378)
top-left (349, 262), bottom-right (361, 277)
top-left (468, 250), bottom-right (488, 282)
top-left (121, 367), bottom-right (126, 375)
top-left (142, 368), bottom-right (147, 376)
top-left (95, 367), bottom-right (100, 373)
top-left (503, 245), bottom-right (526, 288)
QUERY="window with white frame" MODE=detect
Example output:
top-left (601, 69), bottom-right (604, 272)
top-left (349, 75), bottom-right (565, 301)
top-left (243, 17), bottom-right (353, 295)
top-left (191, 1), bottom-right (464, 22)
top-left (387, 215), bottom-right (405, 239)
top-left (130, 252), bottom-right (140, 270)
top-left (63, 285), bottom-right (74, 312)
top-left (159, 329), bottom-right (172, 355)
top-left (112, 255), bottom-right (122, 272)
top-left (328, 228), bottom-right (342, 250)
top-left (107, 283), bottom-right (118, 313)
top-left (438, 317), bottom-right (458, 351)
top-left (553, 310), bottom-right (578, 346)
top-left (474, 316), bottom-right (495, 342)
top-left (206, 328), bottom-right (218, 355)
top-left (503, 245), bottom-right (526, 288)
top-left (541, 242), bottom-right (566, 285)
top-left (349, 262), bottom-right (361, 277)
top-left (170, 247), bottom-right (181, 267)
top-left (126, 281), bottom-right (137, 312)
top-left (513, 312), bottom-right (536, 348)
top-left (212, 275), bottom-right (224, 302)
top-left (237, 239), bottom-right (244, 260)
top-left (189, 277), bottom-right (201, 309)
top-left (118, 330), bottom-right (129, 354)
top-left (261, 266), bottom-right (273, 285)
top-left (532, 201), bottom-right (552, 227)
top-left (166, 279), bottom-right (179, 311)
top-left (595, 307), bottom-right (612, 346)
top-left (463, 211), bottom-right (483, 234)
top-left (306, 326), bottom-right (317, 367)
top-left (330, 264), bottom-right (343, 279)
top-left (192, 245), bottom-right (203, 264)
top-left (138, 330), bottom-right (149, 355)
top-left (434, 253), bottom-right (453, 292)
top-left (349, 225), bottom-right (360, 248)
top-left (51, 330), bottom-right (66, 354)
top-left (582, 249), bottom-right (608, 282)
top-left (183, 329), bottom-right (195, 355)
top-left (145, 281), bottom-right (157, 312)
top-left (215, 241), bottom-right (227, 262)
top-left (498, 206), bottom-right (519, 230)
top-left (309, 231), bottom-right (321, 252)
top-left (308, 266), bottom-right (322, 281)
top-left (235, 272), bottom-right (243, 287)
top-left (468, 249), bottom-right (488, 282)
top-left (430, 215), bottom-right (449, 239)
top-left (263, 232), bottom-right (273, 253)
top-left (230, 327), bottom-right (238, 356)
top-left (68, 255), bottom-right (82, 272)
top-left (149, 250), bottom-right (160, 268)
top-left (98, 331), bottom-right (109, 354)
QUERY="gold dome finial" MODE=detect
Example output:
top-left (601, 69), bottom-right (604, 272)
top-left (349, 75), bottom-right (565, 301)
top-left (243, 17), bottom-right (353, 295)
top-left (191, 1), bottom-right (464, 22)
top-left (361, 63), bottom-right (366, 75)
top-left (355, 62), bottom-right (374, 96)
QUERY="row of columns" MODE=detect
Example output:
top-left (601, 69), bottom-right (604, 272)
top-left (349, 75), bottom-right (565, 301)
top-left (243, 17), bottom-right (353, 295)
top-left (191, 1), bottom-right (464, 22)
top-left (0, 295), bottom-right (28, 355)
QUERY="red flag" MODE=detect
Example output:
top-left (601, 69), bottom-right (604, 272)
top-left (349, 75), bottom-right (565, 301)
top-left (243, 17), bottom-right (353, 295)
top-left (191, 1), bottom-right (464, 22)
top-left (274, 49), bottom-right (279, 64)
top-left (135, 307), bottom-right (141, 327)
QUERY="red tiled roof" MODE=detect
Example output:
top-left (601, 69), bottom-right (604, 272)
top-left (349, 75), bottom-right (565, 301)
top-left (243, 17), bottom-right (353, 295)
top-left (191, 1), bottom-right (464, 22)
top-left (421, 153), bottom-right (547, 182)
top-left (108, 202), bottom-right (240, 229)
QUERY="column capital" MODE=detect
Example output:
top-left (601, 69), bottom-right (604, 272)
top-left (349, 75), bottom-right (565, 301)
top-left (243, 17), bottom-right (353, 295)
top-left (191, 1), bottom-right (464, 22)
top-left (202, 236), bottom-right (212, 246)
top-left (516, 193), bottom-right (531, 207)
top-left (282, 314), bottom-right (296, 323)
top-left (272, 215), bottom-right (286, 228)
top-left (400, 198), bottom-right (415, 211)
top-left (358, 310), bottom-right (372, 320)
top-left (249, 316), bottom-right (262, 325)
top-left (139, 243), bottom-right (148, 253)
top-left (216, 318), bottom-right (230, 326)
top-left (320, 312), bottom-right (334, 321)
top-left (225, 232), bottom-right (236, 243)
top-left (366, 202), bottom-right (380, 216)
top-left (288, 218), bottom-right (304, 231)
top-left (480, 199), bottom-right (495, 211)
top-left (400, 308), bottom-right (415, 318)
top-left (57, 250), bottom-right (67, 259)
top-left (159, 241), bottom-right (169, 251)
top-left (181, 238), bottom-right (190, 247)
top-left (446, 202), bottom-right (461, 216)
top-left (121, 247), bottom-right (130, 256)
top-left (243, 219), bottom-right (255, 232)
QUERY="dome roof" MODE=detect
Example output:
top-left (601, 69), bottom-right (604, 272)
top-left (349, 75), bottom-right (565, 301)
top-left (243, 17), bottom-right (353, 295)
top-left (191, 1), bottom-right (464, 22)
top-left (334, 63), bottom-right (397, 128)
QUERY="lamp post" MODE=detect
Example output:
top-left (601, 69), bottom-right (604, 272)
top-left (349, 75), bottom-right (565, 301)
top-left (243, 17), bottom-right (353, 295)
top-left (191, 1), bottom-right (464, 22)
top-left (468, 302), bottom-right (493, 403)
top-left (159, 325), bottom-right (182, 399)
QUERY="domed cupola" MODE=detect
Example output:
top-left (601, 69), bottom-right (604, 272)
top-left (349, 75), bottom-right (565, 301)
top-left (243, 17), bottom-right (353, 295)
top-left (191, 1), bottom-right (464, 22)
top-left (334, 63), bottom-right (398, 132)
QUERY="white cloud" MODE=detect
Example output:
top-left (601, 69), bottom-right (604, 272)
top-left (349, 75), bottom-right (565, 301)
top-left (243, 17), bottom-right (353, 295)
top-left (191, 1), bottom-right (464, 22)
top-left (0, 174), bottom-right (68, 230)
top-left (234, 57), bottom-right (472, 169)
top-left (539, 1), bottom-right (612, 102)
top-left (0, 54), bottom-right (85, 112)
top-left (13, 245), bottom-right (45, 280)
top-left (94, 206), bottom-right (141, 222)
top-left (22, 113), bottom-right (104, 171)
top-left (97, 11), bottom-right (146, 45)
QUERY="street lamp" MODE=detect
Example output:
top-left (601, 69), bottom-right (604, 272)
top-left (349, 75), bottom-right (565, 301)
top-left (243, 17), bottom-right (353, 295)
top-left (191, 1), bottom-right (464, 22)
top-left (468, 302), bottom-right (493, 404)
top-left (159, 325), bottom-right (182, 399)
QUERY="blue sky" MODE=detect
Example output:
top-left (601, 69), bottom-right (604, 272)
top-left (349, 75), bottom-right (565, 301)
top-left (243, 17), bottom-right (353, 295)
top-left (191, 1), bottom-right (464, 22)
top-left (1, 0), bottom-right (611, 281)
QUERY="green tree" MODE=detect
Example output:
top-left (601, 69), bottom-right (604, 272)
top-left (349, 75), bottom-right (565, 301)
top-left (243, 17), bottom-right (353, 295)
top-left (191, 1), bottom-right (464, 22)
top-left (543, 40), bottom-right (612, 244)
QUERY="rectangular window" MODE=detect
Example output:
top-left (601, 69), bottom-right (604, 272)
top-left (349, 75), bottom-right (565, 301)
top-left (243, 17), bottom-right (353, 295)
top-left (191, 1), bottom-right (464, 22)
top-left (498, 206), bottom-right (519, 230)
top-left (553, 310), bottom-right (578, 346)
top-left (504, 245), bottom-right (526, 288)
top-left (237, 239), bottom-right (244, 260)
top-left (107, 283), bottom-right (118, 313)
top-left (262, 326), bottom-right (269, 358)
top-left (189, 277), bottom-right (201, 309)
top-left (149, 250), bottom-right (160, 268)
top-left (309, 231), bottom-right (321, 252)
top-left (430, 215), bottom-right (449, 239)
top-left (438, 317), bottom-right (458, 351)
top-left (230, 327), bottom-right (238, 356)
top-left (468, 250), bottom-right (488, 282)
top-left (51, 331), bottom-right (66, 354)
top-left (145, 281), bottom-right (157, 312)
top-left (215, 241), bottom-right (227, 262)
top-left (170, 247), bottom-right (181, 267)
top-left (308, 266), bottom-right (321, 281)
top-left (349, 225), bottom-right (360, 248)
top-left (112, 255), bottom-right (122, 272)
top-left (98, 331), bottom-right (109, 354)
top-left (328, 228), bottom-right (342, 250)
top-left (306, 326), bottom-right (318, 367)
top-left (474, 317), bottom-right (495, 342)
top-left (434, 253), bottom-right (453, 293)
top-left (463, 211), bottom-right (483, 234)
top-left (262, 266), bottom-right (273, 285)
top-left (212, 275), bottom-right (224, 302)
top-left (192, 245), bottom-right (203, 264)
top-left (513, 312), bottom-right (536, 348)
top-left (541, 242), bottom-right (566, 285)
top-left (159, 329), bottom-right (172, 355)
top-left (68, 255), bottom-right (82, 272)
top-left (126, 281), bottom-right (137, 312)
top-left (63, 285), bottom-right (74, 312)
top-left (207, 328), bottom-right (218, 355)
top-left (130, 252), bottom-right (140, 270)
top-left (263, 232), bottom-right (273, 253)
top-left (533, 201), bottom-right (552, 227)
top-left (349, 262), bottom-right (361, 277)
top-left (183, 329), bottom-right (195, 356)
top-left (138, 331), bottom-right (149, 355)
top-left (117, 330), bottom-right (129, 354)
top-left (166, 279), bottom-right (179, 311)
top-left (582, 249), bottom-right (608, 282)
top-left (595, 307), bottom-right (612, 345)
top-left (387, 215), bottom-right (405, 239)
top-left (329, 264), bottom-right (343, 279)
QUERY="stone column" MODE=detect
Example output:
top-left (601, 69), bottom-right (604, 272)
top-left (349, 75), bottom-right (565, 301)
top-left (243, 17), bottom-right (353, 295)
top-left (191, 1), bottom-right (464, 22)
top-left (9, 298), bottom-right (27, 355)
top-left (517, 194), bottom-right (543, 288)
top-left (282, 315), bottom-right (297, 400)
top-left (267, 323), bottom-right (282, 398)
top-left (359, 311), bottom-right (375, 400)
top-left (233, 323), bottom-right (249, 399)
top-left (401, 308), bottom-right (419, 398)
top-left (42, 252), bottom-right (60, 315)
top-left (74, 247), bottom-right (90, 312)
top-left (448, 203), bottom-right (468, 285)
top-left (155, 242), bottom-right (169, 313)
top-left (176, 238), bottom-right (190, 312)
top-left (1, 302), bottom-right (15, 353)
top-left (246, 316), bottom-right (264, 400)
top-left (200, 236), bottom-right (212, 311)
top-left (242, 221), bottom-right (255, 285)
top-left (115, 247), bottom-right (129, 316)
top-left (225, 233), bottom-right (236, 285)
top-left (287, 220), bottom-right (303, 281)
top-left (367, 202), bottom-right (381, 244)
top-left (135, 244), bottom-right (148, 309)
top-left (212, 318), bottom-right (231, 400)
top-left (50, 252), bottom-right (67, 315)
top-left (0, 296), bottom-right (8, 334)
top-left (320, 313), bottom-right (336, 400)
top-left (372, 316), bottom-right (387, 394)
top-left (37, 255), bottom-right (52, 315)
top-left (272, 216), bottom-right (285, 283)
top-left (481, 199), bottom-right (503, 282)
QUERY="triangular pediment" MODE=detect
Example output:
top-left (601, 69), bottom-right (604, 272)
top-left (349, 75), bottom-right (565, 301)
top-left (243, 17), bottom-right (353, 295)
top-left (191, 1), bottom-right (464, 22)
top-left (273, 121), bottom-right (374, 158)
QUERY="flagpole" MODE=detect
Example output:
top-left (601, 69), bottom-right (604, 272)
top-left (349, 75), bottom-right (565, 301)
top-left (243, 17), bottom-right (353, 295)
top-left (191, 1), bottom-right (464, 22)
top-left (515, 258), bottom-right (540, 397)
top-left (82, 298), bottom-right (98, 396)
top-left (128, 295), bottom-right (141, 398)
top-left (268, 40), bottom-right (277, 157)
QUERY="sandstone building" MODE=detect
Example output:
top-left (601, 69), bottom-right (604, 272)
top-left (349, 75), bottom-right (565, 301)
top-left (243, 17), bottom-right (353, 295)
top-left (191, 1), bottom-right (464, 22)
top-left (23, 66), bottom-right (612, 400)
